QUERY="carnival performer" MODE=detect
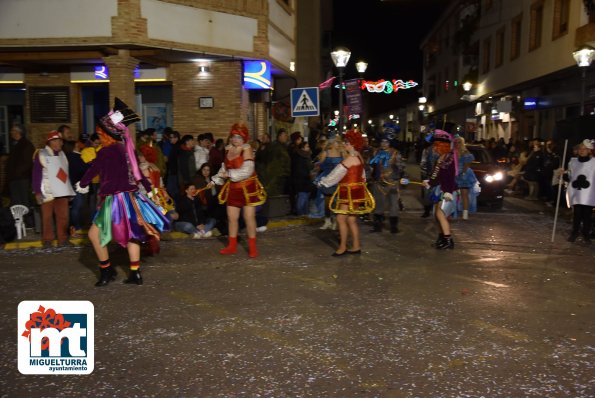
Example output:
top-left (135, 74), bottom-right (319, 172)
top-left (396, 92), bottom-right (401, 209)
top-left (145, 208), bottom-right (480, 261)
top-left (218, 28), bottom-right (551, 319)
top-left (138, 151), bottom-right (178, 255)
top-left (77, 98), bottom-right (170, 287)
top-left (565, 139), bottom-right (594, 245)
top-left (311, 137), bottom-right (344, 230)
top-left (208, 123), bottom-right (267, 258)
top-left (454, 136), bottom-right (478, 220)
top-left (369, 136), bottom-right (405, 233)
top-left (33, 130), bottom-right (75, 248)
top-left (423, 129), bottom-right (458, 250)
top-left (318, 129), bottom-right (375, 256)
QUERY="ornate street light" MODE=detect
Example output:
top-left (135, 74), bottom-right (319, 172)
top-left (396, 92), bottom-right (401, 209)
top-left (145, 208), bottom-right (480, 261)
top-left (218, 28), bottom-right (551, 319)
top-left (331, 47), bottom-right (351, 133)
top-left (355, 60), bottom-right (368, 133)
top-left (573, 46), bottom-right (595, 116)
top-left (355, 61), bottom-right (368, 75)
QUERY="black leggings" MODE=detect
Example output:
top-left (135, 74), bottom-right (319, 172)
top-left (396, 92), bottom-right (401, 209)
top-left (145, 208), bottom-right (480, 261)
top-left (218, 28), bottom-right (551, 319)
top-left (572, 204), bottom-right (593, 236)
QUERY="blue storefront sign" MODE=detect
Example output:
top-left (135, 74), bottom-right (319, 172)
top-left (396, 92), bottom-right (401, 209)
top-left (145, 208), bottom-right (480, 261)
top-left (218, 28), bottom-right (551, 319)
top-left (243, 61), bottom-right (272, 90)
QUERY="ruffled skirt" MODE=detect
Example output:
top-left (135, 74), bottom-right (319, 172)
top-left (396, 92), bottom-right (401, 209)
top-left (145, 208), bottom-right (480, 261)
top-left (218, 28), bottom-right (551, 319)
top-left (94, 191), bottom-right (170, 248)
top-left (455, 168), bottom-right (477, 189)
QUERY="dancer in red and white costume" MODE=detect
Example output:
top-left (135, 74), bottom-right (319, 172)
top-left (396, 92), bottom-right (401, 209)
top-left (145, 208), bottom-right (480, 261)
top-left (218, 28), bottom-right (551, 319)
top-left (208, 123), bottom-right (266, 257)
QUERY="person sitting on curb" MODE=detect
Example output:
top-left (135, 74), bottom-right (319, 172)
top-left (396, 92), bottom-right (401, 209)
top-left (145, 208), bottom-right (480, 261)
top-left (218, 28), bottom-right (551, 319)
top-left (174, 183), bottom-right (213, 239)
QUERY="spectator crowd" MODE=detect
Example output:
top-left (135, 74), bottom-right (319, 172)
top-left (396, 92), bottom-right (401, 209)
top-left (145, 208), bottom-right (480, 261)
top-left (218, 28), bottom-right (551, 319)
top-left (1, 123), bottom-right (593, 247)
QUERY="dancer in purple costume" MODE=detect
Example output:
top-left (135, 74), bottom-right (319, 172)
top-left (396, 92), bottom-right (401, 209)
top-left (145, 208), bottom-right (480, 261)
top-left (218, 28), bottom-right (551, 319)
top-left (77, 98), bottom-right (169, 286)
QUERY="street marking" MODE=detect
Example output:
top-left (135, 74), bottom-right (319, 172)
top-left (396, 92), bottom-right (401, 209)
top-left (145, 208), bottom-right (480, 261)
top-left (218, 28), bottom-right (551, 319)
top-left (471, 319), bottom-right (530, 342)
top-left (452, 274), bottom-right (510, 288)
top-left (481, 281), bottom-right (510, 288)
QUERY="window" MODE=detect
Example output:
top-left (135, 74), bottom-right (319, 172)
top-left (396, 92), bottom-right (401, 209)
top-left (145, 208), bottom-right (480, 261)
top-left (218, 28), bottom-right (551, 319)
top-left (495, 26), bottom-right (505, 67)
top-left (552, 0), bottom-right (570, 39)
top-left (29, 87), bottom-right (70, 123)
top-left (482, 37), bottom-right (491, 74)
top-left (529, 0), bottom-right (544, 51)
top-left (510, 13), bottom-right (522, 60)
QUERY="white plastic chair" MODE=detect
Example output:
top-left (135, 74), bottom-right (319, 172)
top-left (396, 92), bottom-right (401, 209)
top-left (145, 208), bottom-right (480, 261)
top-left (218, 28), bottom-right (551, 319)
top-left (10, 205), bottom-right (29, 240)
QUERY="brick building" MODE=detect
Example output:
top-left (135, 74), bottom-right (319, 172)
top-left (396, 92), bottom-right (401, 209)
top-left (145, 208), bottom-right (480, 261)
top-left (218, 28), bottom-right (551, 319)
top-left (0, 0), bottom-right (300, 150)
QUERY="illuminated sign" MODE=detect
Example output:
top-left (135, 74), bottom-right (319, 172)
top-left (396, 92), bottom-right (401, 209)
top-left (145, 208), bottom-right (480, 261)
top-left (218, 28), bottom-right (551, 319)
top-left (93, 66), bottom-right (142, 80)
top-left (360, 79), bottom-right (418, 94)
top-left (94, 66), bottom-right (108, 80)
top-left (523, 97), bottom-right (538, 110)
top-left (243, 61), bottom-right (271, 90)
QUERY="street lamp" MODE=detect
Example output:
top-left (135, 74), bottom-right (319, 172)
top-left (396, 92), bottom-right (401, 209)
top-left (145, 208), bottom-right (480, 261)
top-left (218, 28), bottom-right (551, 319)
top-left (331, 47), bottom-right (351, 133)
top-left (355, 61), bottom-right (368, 76)
top-left (462, 81), bottom-right (473, 92)
top-left (573, 46), bottom-right (595, 116)
top-left (355, 60), bottom-right (368, 133)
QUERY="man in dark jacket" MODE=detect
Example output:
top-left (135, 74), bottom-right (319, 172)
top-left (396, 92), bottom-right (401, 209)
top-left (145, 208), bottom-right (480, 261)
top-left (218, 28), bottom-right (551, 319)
top-left (264, 128), bottom-right (290, 196)
top-left (176, 134), bottom-right (197, 194)
top-left (7, 125), bottom-right (35, 208)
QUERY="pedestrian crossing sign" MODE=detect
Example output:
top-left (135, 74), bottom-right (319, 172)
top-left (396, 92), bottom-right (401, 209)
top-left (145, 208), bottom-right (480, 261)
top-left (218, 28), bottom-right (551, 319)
top-left (291, 87), bottom-right (320, 117)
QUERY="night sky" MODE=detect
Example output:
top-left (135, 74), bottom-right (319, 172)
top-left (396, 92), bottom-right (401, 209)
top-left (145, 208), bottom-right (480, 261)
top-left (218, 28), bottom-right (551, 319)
top-left (331, 0), bottom-right (448, 115)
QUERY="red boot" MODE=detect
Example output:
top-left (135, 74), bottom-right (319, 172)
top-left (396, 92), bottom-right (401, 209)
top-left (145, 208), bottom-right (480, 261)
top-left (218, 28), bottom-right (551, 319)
top-left (248, 237), bottom-right (258, 258)
top-left (220, 236), bottom-right (237, 254)
top-left (144, 235), bottom-right (160, 256)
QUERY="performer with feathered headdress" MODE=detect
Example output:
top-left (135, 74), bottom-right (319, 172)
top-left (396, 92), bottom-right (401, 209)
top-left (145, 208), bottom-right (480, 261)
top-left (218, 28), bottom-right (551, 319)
top-left (317, 129), bottom-right (375, 256)
top-left (368, 133), bottom-right (406, 233)
top-left (77, 98), bottom-right (170, 286)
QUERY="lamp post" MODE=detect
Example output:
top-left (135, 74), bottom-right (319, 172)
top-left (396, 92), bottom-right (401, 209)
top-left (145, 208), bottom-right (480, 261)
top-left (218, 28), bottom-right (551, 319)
top-left (356, 60), bottom-right (368, 133)
top-left (331, 47), bottom-right (351, 134)
top-left (573, 46), bottom-right (595, 116)
top-left (355, 61), bottom-right (368, 76)
top-left (462, 82), bottom-right (473, 140)
top-left (418, 97), bottom-right (427, 134)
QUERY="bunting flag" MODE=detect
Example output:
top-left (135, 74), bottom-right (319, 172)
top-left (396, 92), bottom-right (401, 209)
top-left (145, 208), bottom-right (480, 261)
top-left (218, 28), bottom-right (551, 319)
top-left (318, 76), bottom-right (336, 90)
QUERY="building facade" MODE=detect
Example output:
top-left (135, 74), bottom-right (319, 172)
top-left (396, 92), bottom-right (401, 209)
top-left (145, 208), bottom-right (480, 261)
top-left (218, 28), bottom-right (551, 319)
top-left (421, 0), bottom-right (595, 143)
top-left (0, 0), bottom-right (299, 150)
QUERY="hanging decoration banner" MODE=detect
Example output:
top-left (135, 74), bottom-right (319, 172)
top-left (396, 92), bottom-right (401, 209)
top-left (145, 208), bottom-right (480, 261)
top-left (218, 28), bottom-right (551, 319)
top-left (360, 79), bottom-right (418, 94)
top-left (344, 79), bottom-right (363, 115)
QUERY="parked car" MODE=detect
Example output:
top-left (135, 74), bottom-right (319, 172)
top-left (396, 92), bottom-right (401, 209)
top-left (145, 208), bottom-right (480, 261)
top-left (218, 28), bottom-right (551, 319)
top-left (466, 144), bottom-right (506, 208)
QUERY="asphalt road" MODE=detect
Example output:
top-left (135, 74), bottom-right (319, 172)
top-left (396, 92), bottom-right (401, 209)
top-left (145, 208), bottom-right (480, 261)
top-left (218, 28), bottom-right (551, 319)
top-left (1, 185), bottom-right (594, 397)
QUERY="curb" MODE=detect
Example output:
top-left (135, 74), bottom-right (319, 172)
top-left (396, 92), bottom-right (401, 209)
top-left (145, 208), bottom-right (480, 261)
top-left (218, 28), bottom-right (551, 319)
top-left (2, 216), bottom-right (322, 251)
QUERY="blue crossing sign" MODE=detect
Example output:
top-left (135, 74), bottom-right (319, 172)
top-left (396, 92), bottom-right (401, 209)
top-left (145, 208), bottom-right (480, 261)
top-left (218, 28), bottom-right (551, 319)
top-left (291, 87), bottom-right (320, 117)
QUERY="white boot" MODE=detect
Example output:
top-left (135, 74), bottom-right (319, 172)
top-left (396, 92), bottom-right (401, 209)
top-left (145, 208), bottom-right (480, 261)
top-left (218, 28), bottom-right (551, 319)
top-left (320, 217), bottom-right (332, 230)
top-left (331, 216), bottom-right (337, 230)
top-left (462, 210), bottom-right (469, 220)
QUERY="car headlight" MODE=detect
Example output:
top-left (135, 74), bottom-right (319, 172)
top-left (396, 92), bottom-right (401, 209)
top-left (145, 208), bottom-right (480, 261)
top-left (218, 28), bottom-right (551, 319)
top-left (484, 172), bottom-right (504, 183)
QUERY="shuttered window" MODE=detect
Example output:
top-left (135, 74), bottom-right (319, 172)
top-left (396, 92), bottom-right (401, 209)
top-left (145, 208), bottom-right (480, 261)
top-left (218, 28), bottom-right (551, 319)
top-left (29, 87), bottom-right (70, 123)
